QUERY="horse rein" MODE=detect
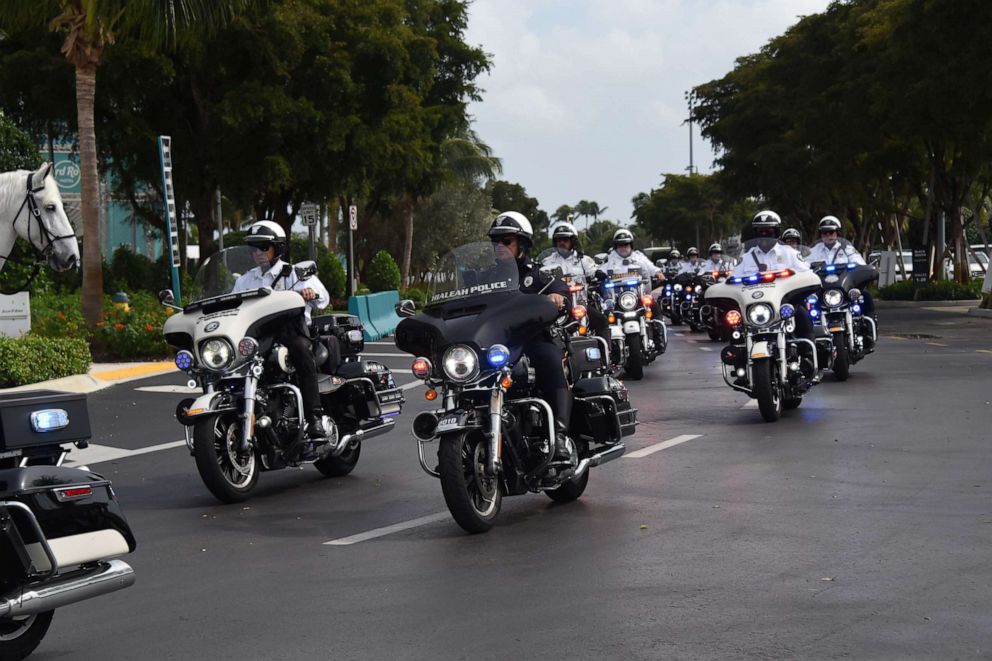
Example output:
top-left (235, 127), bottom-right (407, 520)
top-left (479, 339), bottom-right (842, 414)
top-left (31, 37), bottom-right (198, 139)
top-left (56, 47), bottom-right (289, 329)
top-left (0, 171), bottom-right (78, 294)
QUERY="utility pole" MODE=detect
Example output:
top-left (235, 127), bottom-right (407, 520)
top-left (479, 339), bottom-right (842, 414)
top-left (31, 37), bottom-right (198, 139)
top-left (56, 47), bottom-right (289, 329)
top-left (684, 90), bottom-right (697, 175)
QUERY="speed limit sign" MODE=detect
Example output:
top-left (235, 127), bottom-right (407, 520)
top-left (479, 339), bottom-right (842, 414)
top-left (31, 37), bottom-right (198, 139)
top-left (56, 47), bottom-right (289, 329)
top-left (300, 202), bottom-right (318, 227)
top-left (349, 204), bottom-right (358, 231)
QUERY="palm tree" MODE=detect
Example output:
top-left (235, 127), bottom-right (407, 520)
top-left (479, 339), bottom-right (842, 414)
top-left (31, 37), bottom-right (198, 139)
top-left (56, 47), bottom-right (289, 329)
top-left (1, 1), bottom-right (250, 325)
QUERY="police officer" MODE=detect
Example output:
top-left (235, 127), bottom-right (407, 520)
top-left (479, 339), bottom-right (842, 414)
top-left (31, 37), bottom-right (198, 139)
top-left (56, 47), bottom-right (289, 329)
top-left (601, 229), bottom-right (662, 280)
top-left (489, 212), bottom-right (577, 469)
top-left (664, 249), bottom-right (682, 278)
top-left (678, 247), bottom-right (702, 275)
top-left (540, 222), bottom-right (610, 339)
top-left (808, 215), bottom-right (874, 317)
top-left (232, 220), bottom-right (331, 450)
top-left (699, 243), bottom-right (729, 272)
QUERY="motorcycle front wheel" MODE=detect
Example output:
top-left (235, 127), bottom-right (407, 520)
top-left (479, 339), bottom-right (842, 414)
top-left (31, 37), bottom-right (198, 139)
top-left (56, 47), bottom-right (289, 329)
top-left (832, 332), bottom-right (850, 381)
top-left (193, 412), bottom-right (260, 503)
top-left (752, 359), bottom-right (782, 422)
top-left (0, 611), bottom-right (54, 660)
top-left (438, 431), bottom-right (502, 534)
top-left (314, 442), bottom-right (361, 477)
top-left (625, 333), bottom-right (644, 380)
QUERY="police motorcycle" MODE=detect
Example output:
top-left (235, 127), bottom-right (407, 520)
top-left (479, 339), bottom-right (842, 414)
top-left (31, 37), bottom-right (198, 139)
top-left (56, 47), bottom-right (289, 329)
top-left (676, 271), bottom-right (710, 333)
top-left (807, 252), bottom-right (878, 381)
top-left (699, 268), bottom-right (734, 342)
top-left (704, 240), bottom-right (832, 422)
top-left (658, 258), bottom-right (684, 325)
top-left (161, 246), bottom-right (404, 503)
top-left (394, 242), bottom-right (637, 534)
top-left (535, 248), bottom-right (603, 342)
top-left (1, 393), bottom-right (136, 660)
top-left (600, 263), bottom-right (667, 380)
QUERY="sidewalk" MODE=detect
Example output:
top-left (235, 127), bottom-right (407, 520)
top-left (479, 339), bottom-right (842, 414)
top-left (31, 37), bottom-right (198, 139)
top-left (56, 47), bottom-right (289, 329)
top-left (1, 360), bottom-right (178, 395)
top-left (876, 299), bottom-right (991, 318)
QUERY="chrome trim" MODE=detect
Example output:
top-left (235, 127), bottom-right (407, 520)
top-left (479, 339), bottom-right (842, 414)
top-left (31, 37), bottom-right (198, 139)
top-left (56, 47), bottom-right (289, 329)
top-left (487, 388), bottom-right (503, 477)
top-left (416, 433), bottom-right (440, 478)
top-left (564, 442), bottom-right (626, 483)
top-left (863, 316), bottom-right (878, 342)
top-left (722, 362), bottom-right (752, 395)
top-left (0, 559), bottom-right (135, 619)
top-left (514, 398), bottom-right (556, 479)
top-left (266, 383), bottom-right (305, 445)
top-left (794, 337), bottom-right (818, 373)
top-left (0, 501), bottom-right (59, 579)
top-left (240, 372), bottom-right (258, 453)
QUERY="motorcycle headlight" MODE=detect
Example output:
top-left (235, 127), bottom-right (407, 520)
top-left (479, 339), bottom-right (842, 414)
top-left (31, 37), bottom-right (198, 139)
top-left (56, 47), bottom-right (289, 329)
top-left (674, 284), bottom-right (683, 292)
top-left (618, 291), bottom-right (638, 311)
top-left (824, 289), bottom-right (844, 308)
top-left (442, 345), bottom-right (480, 383)
top-left (200, 338), bottom-right (234, 370)
top-left (747, 303), bottom-right (774, 327)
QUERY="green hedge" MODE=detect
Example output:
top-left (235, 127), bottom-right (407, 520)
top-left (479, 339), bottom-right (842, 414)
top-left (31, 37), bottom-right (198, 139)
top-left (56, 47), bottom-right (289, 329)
top-left (401, 286), bottom-right (428, 309)
top-left (366, 250), bottom-right (401, 292)
top-left (0, 335), bottom-right (91, 387)
top-left (876, 279), bottom-right (982, 301)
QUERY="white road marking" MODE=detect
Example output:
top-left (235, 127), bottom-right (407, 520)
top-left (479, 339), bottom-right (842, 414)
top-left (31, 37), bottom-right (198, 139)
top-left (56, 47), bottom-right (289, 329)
top-left (674, 332), bottom-right (685, 337)
top-left (135, 385), bottom-right (200, 394)
top-left (66, 440), bottom-right (187, 466)
top-left (698, 347), bottom-right (714, 352)
top-left (323, 512), bottom-right (451, 546)
top-left (624, 434), bottom-right (702, 458)
top-left (741, 400), bottom-right (758, 409)
top-left (366, 341), bottom-right (395, 346)
top-left (362, 352), bottom-right (405, 357)
top-left (400, 380), bottom-right (424, 391)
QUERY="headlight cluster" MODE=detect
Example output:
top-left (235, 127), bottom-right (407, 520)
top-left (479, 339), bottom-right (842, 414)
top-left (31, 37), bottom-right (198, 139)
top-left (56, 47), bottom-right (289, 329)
top-left (746, 303), bottom-right (774, 326)
top-left (442, 345), bottom-right (480, 382)
top-left (618, 291), bottom-right (639, 311)
top-left (200, 338), bottom-right (234, 370)
top-left (823, 289), bottom-right (845, 307)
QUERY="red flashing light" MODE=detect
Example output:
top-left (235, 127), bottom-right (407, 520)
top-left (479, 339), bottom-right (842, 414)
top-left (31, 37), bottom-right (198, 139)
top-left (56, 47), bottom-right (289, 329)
top-left (641, 295), bottom-right (654, 307)
top-left (572, 305), bottom-right (587, 320)
top-left (411, 357), bottom-right (431, 379)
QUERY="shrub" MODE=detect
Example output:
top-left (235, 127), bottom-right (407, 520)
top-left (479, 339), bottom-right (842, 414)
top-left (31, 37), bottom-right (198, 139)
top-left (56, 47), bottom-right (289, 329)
top-left (0, 335), bottom-right (90, 387)
top-left (30, 293), bottom-right (88, 339)
top-left (366, 250), bottom-right (401, 292)
top-left (320, 253), bottom-right (347, 300)
top-left (95, 291), bottom-right (174, 360)
top-left (106, 246), bottom-right (162, 295)
top-left (877, 279), bottom-right (981, 301)
top-left (401, 287), bottom-right (427, 309)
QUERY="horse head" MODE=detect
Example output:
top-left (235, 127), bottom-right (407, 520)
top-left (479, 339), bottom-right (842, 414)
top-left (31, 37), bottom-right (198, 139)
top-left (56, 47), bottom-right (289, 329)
top-left (24, 162), bottom-right (80, 272)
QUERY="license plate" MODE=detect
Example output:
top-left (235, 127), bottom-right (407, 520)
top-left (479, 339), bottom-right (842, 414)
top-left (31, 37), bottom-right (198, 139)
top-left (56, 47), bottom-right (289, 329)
top-left (435, 416), bottom-right (460, 432)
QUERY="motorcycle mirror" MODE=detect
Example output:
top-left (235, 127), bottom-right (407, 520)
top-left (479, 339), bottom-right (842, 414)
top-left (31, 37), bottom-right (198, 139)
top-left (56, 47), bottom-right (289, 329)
top-left (294, 260), bottom-right (318, 280)
top-left (810, 260), bottom-right (826, 270)
top-left (158, 289), bottom-right (175, 305)
top-left (655, 259), bottom-right (666, 268)
top-left (593, 253), bottom-right (607, 265)
top-left (395, 299), bottom-right (417, 318)
top-left (539, 266), bottom-right (563, 283)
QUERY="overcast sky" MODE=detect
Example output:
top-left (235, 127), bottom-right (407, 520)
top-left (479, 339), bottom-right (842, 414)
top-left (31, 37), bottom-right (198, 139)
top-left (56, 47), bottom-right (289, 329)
top-left (463, 0), bottom-right (833, 230)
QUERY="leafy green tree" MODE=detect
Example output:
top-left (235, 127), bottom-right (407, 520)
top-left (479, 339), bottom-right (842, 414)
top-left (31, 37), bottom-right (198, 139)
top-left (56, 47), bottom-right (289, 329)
top-left (366, 249), bottom-right (401, 292)
top-left (0, 113), bottom-right (40, 171)
top-left (631, 173), bottom-right (744, 250)
top-left (580, 220), bottom-right (621, 256)
top-left (0, 0), bottom-right (251, 325)
top-left (490, 179), bottom-right (550, 245)
top-left (552, 204), bottom-right (574, 225)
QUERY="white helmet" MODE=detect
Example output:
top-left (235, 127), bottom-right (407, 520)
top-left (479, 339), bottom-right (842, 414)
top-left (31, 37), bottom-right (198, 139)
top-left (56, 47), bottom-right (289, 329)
top-left (244, 220), bottom-right (287, 257)
top-left (489, 211), bottom-right (534, 250)
top-left (708, 242), bottom-right (722, 254)
top-left (818, 215), bottom-right (842, 233)
top-left (613, 229), bottom-right (634, 246)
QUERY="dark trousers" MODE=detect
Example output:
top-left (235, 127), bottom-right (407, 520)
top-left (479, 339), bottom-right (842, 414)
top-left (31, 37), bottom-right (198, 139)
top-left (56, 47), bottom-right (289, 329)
top-left (862, 290), bottom-right (876, 317)
top-left (524, 340), bottom-right (572, 432)
top-left (280, 326), bottom-right (320, 421)
top-left (587, 307), bottom-right (610, 339)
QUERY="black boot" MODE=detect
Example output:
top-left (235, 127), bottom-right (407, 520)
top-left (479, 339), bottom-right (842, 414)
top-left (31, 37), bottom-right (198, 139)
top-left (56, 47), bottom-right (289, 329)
top-left (549, 425), bottom-right (578, 469)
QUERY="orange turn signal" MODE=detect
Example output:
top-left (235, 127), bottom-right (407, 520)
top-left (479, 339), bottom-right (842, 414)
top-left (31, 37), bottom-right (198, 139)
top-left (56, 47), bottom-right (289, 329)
top-left (425, 389), bottom-right (438, 401)
top-left (608, 314), bottom-right (616, 324)
top-left (646, 309), bottom-right (653, 319)
top-left (641, 295), bottom-right (653, 307)
top-left (725, 310), bottom-right (743, 326)
top-left (572, 305), bottom-right (587, 320)
top-left (500, 376), bottom-right (513, 389)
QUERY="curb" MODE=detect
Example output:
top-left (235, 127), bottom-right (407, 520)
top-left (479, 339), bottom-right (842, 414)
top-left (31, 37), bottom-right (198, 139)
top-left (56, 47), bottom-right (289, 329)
top-left (968, 307), bottom-right (992, 319)
top-left (0, 361), bottom-right (177, 395)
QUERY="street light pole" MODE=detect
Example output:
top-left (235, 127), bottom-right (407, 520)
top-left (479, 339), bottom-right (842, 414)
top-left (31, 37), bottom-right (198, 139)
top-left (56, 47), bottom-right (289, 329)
top-left (684, 90), bottom-right (697, 175)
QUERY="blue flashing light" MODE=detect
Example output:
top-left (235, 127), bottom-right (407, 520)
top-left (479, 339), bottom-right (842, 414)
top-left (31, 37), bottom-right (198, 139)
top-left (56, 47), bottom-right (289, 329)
top-left (626, 279), bottom-right (640, 286)
top-left (809, 308), bottom-right (820, 318)
top-left (731, 277), bottom-right (743, 284)
top-left (487, 344), bottom-right (510, 367)
top-left (852, 304), bottom-right (862, 314)
top-left (748, 275), bottom-right (759, 283)
top-left (604, 282), bottom-right (615, 289)
top-left (175, 350), bottom-right (194, 370)
top-left (825, 265), bottom-right (837, 273)
top-left (847, 262), bottom-right (857, 270)
top-left (807, 294), bottom-right (819, 304)
top-left (30, 409), bottom-right (69, 432)
top-left (780, 304), bottom-right (795, 319)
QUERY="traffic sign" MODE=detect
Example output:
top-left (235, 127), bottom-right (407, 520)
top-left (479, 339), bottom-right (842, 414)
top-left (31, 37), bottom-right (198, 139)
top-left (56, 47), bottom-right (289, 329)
top-left (300, 202), bottom-right (319, 227)
top-left (349, 205), bottom-right (358, 231)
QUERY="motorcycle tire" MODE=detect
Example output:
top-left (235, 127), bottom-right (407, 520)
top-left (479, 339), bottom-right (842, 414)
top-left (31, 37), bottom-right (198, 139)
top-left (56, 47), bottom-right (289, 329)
top-left (832, 333), bottom-right (850, 381)
top-left (545, 469), bottom-right (589, 503)
top-left (314, 441), bottom-right (361, 477)
top-left (438, 431), bottom-right (501, 534)
top-left (0, 610), bottom-right (54, 661)
top-left (625, 333), bottom-right (644, 380)
top-left (193, 412), bottom-right (260, 503)
top-left (752, 359), bottom-right (782, 422)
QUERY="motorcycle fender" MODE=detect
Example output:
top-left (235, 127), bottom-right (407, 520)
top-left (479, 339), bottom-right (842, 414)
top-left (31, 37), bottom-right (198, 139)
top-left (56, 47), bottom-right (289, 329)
top-left (183, 392), bottom-right (236, 419)
top-left (434, 412), bottom-right (480, 436)
top-left (750, 341), bottom-right (771, 360)
top-left (610, 325), bottom-right (625, 340)
top-left (623, 321), bottom-right (640, 334)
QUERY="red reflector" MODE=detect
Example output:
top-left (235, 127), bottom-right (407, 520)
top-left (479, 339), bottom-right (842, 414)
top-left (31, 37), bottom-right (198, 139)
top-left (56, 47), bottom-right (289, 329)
top-left (725, 310), bottom-right (743, 326)
top-left (762, 272), bottom-right (775, 282)
top-left (63, 486), bottom-right (92, 498)
top-left (411, 357), bottom-right (431, 379)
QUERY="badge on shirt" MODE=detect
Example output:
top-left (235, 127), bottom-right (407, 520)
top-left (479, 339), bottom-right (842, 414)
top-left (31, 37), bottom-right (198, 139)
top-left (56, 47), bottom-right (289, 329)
top-left (523, 276), bottom-right (533, 287)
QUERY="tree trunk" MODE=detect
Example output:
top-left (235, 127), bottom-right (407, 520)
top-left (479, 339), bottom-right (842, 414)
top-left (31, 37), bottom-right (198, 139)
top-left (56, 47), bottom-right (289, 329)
top-left (76, 62), bottom-right (103, 325)
top-left (402, 196), bottom-right (414, 288)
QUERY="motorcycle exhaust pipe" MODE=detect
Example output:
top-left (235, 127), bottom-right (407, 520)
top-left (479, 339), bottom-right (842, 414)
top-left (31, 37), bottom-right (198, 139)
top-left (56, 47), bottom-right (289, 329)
top-left (412, 411), bottom-right (439, 441)
top-left (0, 559), bottom-right (135, 619)
top-left (699, 304), bottom-right (713, 318)
top-left (571, 442), bottom-right (626, 480)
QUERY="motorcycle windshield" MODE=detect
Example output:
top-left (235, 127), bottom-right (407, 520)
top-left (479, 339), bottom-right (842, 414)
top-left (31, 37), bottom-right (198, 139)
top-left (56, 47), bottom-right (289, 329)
top-left (186, 246), bottom-right (260, 302)
top-left (427, 241), bottom-right (519, 305)
top-left (535, 248), bottom-right (586, 286)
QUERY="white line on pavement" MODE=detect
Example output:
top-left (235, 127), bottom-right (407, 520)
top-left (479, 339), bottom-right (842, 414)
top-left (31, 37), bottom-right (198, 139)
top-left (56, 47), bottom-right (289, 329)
top-left (400, 380), bottom-right (424, 391)
top-left (323, 512), bottom-right (451, 546)
top-left (362, 352), bottom-right (405, 357)
top-left (366, 341), bottom-right (395, 346)
top-left (624, 434), bottom-right (702, 458)
top-left (135, 385), bottom-right (200, 394)
top-left (674, 332), bottom-right (685, 336)
top-left (698, 347), bottom-right (714, 352)
top-left (741, 400), bottom-right (758, 409)
top-left (66, 440), bottom-right (187, 466)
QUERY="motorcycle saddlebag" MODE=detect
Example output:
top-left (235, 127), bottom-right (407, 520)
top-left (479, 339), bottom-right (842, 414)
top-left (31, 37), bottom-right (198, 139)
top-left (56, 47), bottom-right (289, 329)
top-left (313, 314), bottom-right (365, 356)
top-left (0, 390), bottom-right (91, 453)
top-left (335, 360), bottom-right (404, 418)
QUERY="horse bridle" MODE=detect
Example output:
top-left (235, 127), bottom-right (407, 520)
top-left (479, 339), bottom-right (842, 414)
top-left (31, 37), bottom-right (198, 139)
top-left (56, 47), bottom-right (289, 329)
top-left (0, 171), bottom-right (78, 294)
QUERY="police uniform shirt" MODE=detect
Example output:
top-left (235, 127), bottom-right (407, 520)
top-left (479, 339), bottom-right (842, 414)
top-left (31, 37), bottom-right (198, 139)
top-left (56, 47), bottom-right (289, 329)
top-left (540, 250), bottom-right (597, 281)
top-left (699, 258), bottom-right (729, 272)
top-left (807, 241), bottom-right (867, 266)
top-left (677, 260), bottom-right (702, 275)
top-left (518, 258), bottom-right (571, 299)
top-left (731, 243), bottom-right (811, 277)
top-left (602, 249), bottom-right (661, 278)
top-left (232, 259), bottom-right (330, 323)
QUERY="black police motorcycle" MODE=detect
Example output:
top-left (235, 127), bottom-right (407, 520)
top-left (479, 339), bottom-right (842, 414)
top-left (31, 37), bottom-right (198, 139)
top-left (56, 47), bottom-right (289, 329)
top-left (807, 255), bottom-right (878, 380)
top-left (395, 242), bottom-right (637, 534)
top-left (1, 392), bottom-right (136, 660)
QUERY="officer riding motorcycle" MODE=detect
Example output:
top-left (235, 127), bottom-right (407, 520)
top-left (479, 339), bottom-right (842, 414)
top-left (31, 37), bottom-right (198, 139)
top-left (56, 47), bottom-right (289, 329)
top-left (807, 215), bottom-right (875, 318)
top-left (700, 243), bottom-right (730, 273)
top-left (540, 222), bottom-right (610, 340)
top-left (678, 247), bottom-right (702, 275)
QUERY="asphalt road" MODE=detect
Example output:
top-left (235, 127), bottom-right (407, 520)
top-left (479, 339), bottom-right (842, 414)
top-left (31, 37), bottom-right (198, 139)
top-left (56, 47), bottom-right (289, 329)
top-left (31, 307), bottom-right (992, 660)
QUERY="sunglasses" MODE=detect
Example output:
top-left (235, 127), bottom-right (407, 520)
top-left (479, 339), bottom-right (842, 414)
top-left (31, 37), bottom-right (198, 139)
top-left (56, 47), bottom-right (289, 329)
top-left (492, 236), bottom-right (517, 246)
top-left (820, 231), bottom-right (838, 236)
top-left (251, 243), bottom-right (274, 252)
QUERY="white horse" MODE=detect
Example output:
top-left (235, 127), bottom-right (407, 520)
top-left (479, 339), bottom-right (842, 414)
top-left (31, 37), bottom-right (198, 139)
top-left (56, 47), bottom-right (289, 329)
top-left (0, 161), bottom-right (80, 274)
